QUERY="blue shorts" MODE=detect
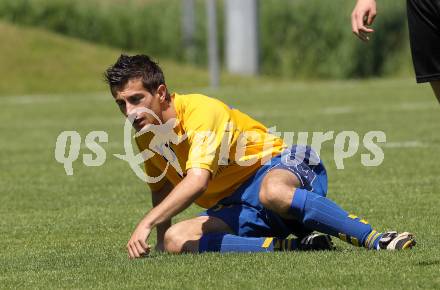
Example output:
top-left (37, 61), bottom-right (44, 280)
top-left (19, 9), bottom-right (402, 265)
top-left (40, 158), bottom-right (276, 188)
top-left (200, 145), bottom-right (328, 239)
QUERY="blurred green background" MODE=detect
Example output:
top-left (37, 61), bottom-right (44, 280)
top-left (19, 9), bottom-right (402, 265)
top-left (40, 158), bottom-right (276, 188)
top-left (0, 0), bottom-right (412, 96)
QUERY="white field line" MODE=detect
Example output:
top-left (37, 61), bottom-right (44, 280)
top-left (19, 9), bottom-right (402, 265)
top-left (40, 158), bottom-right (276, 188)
top-left (321, 101), bottom-right (436, 115)
top-left (328, 141), bottom-right (429, 150)
top-left (5, 94), bottom-right (436, 113)
top-left (80, 143), bottom-right (125, 150)
top-left (394, 102), bottom-right (435, 111)
top-left (381, 141), bottom-right (429, 148)
top-left (251, 101), bottom-right (436, 118)
top-left (4, 95), bottom-right (61, 104)
top-left (3, 93), bottom-right (109, 104)
top-left (322, 106), bottom-right (354, 114)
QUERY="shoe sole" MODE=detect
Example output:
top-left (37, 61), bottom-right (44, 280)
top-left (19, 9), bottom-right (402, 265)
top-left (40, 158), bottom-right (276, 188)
top-left (390, 232), bottom-right (416, 250)
top-left (401, 232), bottom-right (416, 249)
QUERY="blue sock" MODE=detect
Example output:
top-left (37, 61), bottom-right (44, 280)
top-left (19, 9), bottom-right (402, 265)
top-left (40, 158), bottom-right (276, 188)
top-left (290, 188), bottom-right (382, 249)
top-left (198, 233), bottom-right (301, 253)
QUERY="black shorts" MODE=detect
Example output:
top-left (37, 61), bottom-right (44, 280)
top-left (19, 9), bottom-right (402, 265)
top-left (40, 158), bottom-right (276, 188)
top-left (407, 0), bottom-right (440, 83)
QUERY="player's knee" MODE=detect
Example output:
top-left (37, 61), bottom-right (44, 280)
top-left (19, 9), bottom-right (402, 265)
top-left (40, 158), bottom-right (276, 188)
top-left (163, 224), bottom-right (187, 254)
top-left (259, 177), bottom-right (290, 208)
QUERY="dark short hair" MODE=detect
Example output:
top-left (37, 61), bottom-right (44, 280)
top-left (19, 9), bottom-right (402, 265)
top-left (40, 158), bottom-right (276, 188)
top-left (104, 54), bottom-right (169, 99)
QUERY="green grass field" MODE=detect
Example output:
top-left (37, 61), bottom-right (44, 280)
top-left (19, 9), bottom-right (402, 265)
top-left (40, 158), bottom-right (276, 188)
top-left (1, 22), bottom-right (440, 289)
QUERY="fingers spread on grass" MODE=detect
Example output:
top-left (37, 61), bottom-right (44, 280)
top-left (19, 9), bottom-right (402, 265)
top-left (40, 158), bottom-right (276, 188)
top-left (130, 242), bottom-right (140, 258)
top-left (127, 244), bottom-right (135, 259)
top-left (139, 239), bottom-right (151, 254)
top-left (134, 240), bottom-right (146, 256)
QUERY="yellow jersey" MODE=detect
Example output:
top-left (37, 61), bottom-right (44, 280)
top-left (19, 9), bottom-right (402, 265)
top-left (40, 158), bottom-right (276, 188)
top-left (135, 93), bottom-right (286, 208)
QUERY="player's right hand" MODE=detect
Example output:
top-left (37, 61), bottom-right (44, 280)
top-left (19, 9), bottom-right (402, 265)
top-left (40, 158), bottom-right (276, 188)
top-left (351, 0), bottom-right (377, 42)
top-left (127, 225), bottom-right (152, 259)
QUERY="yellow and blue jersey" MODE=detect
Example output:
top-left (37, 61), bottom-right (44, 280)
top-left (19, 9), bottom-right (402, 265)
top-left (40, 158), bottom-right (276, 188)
top-left (135, 93), bottom-right (286, 208)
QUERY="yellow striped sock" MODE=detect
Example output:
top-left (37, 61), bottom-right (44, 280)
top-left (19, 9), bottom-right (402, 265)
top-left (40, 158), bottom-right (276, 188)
top-left (262, 237), bottom-right (274, 248)
top-left (365, 230), bottom-right (377, 248)
top-left (348, 214), bottom-right (358, 220)
top-left (338, 233), bottom-right (348, 243)
top-left (351, 237), bottom-right (360, 247)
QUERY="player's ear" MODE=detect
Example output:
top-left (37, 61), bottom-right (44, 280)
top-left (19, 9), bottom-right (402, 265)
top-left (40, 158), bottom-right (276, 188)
top-left (157, 84), bottom-right (168, 103)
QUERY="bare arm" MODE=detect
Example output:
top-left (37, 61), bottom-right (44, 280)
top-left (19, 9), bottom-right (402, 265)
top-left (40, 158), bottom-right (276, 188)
top-left (151, 181), bottom-right (174, 251)
top-left (351, 0), bottom-right (377, 42)
top-left (127, 168), bottom-right (210, 258)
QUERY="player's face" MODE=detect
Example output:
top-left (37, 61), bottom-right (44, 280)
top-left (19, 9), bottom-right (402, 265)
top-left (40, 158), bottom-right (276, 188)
top-left (114, 78), bottom-right (162, 131)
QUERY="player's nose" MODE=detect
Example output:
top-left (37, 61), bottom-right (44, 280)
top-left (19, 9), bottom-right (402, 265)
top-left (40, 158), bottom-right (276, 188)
top-left (126, 103), bottom-right (138, 116)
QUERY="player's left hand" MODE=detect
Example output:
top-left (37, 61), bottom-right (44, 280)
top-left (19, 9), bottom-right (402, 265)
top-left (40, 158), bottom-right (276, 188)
top-left (351, 0), bottom-right (377, 42)
top-left (127, 224), bottom-right (152, 259)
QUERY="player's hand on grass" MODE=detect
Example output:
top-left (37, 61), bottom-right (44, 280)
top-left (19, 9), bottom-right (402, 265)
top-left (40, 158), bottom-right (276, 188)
top-left (351, 0), bottom-right (377, 42)
top-left (127, 224), bottom-right (152, 259)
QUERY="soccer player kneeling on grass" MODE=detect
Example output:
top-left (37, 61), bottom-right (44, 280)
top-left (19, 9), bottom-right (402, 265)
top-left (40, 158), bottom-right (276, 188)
top-left (104, 54), bottom-right (416, 258)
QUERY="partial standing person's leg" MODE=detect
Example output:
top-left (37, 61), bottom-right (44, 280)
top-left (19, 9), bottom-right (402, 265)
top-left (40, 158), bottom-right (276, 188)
top-left (407, 0), bottom-right (440, 102)
top-left (430, 80), bottom-right (440, 103)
